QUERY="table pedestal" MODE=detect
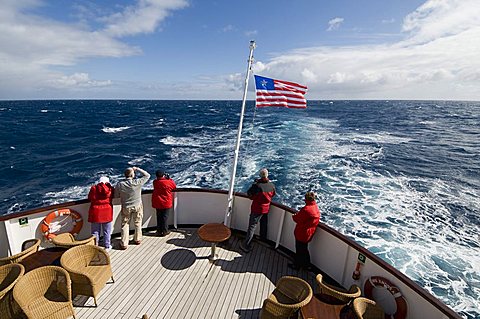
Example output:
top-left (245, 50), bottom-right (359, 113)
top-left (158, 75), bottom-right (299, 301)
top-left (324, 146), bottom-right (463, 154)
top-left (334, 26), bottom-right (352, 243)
top-left (209, 243), bottom-right (218, 261)
top-left (198, 223), bottom-right (231, 263)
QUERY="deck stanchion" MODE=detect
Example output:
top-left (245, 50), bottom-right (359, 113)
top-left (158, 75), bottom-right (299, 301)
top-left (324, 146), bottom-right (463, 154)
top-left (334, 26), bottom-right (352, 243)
top-left (173, 193), bottom-right (178, 229)
top-left (275, 209), bottom-right (286, 249)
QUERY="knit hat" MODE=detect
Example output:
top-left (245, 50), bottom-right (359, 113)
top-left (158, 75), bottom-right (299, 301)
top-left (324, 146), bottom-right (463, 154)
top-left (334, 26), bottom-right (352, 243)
top-left (99, 176), bottom-right (110, 184)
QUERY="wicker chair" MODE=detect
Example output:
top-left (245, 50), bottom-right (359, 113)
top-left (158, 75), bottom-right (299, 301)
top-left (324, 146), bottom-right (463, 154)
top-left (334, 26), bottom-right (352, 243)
top-left (0, 263), bottom-right (25, 319)
top-left (353, 297), bottom-right (385, 319)
top-left (52, 233), bottom-right (96, 248)
top-left (0, 238), bottom-right (41, 266)
top-left (13, 265), bottom-right (76, 319)
top-left (260, 276), bottom-right (313, 319)
top-left (60, 244), bottom-right (114, 306)
top-left (316, 273), bottom-right (361, 304)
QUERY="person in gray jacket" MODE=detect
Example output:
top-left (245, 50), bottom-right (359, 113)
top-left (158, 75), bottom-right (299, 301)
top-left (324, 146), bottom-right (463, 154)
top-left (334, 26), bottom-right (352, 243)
top-left (115, 166), bottom-right (150, 249)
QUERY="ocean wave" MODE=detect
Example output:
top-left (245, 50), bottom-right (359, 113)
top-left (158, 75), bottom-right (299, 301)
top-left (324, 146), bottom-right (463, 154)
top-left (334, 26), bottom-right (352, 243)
top-left (43, 185), bottom-right (89, 206)
top-left (160, 136), bottom-right (202, 147)
top-left (102, 126), bottom-right (131, 133)
top-left (128, 154), bottom-right (155, 166)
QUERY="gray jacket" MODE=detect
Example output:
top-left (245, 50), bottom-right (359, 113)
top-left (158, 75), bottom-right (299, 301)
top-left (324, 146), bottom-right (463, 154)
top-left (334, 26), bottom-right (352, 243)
top-left (115, 168), bottom-right (150, 209)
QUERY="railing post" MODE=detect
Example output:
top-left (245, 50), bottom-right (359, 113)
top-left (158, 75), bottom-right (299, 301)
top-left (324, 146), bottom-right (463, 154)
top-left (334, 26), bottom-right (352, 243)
top-left (275, 209), bottom-right (286, 249)
top-left (173, 192), bottom-right (178, 229)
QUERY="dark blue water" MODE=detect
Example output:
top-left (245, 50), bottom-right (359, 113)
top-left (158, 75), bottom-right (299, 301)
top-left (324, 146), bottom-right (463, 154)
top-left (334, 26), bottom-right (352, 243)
top-left (0, 100), bottom-right (479, 317)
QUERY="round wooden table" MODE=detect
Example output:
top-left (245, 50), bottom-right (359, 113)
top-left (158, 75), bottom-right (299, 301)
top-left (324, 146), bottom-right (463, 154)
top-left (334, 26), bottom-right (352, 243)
top-left (197, 223), bottom-right (231, 262)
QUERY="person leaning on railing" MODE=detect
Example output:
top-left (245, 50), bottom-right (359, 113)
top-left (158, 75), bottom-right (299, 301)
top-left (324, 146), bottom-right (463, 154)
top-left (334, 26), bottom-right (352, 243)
top-left (88, 176), bottom-right (114, 250)
top-left (240, 168), bottom-right (276, 253)
top-left (151, 169), bottom-right (177, 237)
top-left (288, 191), bottom-right (320, 271)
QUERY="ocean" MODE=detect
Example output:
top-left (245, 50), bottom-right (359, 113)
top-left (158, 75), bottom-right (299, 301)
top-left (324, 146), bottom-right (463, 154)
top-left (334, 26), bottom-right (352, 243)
top-left (0, 100), bottom-right (479, 318)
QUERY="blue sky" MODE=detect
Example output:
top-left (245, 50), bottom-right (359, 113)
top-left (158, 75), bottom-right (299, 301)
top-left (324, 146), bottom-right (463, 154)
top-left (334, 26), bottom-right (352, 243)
top-left (1, 0), bottom-right (479, 100)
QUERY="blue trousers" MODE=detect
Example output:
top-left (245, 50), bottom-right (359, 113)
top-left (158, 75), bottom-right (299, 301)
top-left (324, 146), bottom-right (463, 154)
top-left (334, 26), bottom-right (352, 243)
top-left (91, 222), bottom-right (112, 249)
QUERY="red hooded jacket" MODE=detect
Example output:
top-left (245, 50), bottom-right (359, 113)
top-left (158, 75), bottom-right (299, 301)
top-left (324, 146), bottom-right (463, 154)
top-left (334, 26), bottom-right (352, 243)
top-left (293, 200), bottom-right (320, 243)
top-left (247, 178), bottom-right (276, 214)
top-left (152, 177), bottom-right (177, 209)
top-left (88, 182), bottom-right (114, 223)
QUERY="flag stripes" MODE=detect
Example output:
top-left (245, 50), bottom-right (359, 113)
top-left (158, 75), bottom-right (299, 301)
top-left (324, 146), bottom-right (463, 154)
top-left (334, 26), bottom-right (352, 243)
top-left (254, 75), bottom-right (307, 108)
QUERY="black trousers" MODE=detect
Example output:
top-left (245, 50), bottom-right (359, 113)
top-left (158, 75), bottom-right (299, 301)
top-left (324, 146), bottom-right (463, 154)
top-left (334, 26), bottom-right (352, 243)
top-left (156, 207), bottom-right (173, 234)
top-left (295, 240), bottom-right (310, 267)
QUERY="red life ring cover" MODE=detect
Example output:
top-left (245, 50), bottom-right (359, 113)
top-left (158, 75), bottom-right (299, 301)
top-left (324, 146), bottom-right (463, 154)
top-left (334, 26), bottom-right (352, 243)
top-left (41, 208), bottom-right (83, 240)
top-left (364, 276), bottom-right (408, 319)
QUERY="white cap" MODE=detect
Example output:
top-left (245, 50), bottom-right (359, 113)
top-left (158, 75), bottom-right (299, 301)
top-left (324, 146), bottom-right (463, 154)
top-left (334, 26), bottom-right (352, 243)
top-left (99, 176), bottom-right (110, 184)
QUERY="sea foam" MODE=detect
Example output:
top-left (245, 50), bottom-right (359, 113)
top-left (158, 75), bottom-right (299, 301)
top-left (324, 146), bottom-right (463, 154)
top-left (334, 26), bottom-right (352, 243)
top-left (102, 126), bottom-right (131, 133)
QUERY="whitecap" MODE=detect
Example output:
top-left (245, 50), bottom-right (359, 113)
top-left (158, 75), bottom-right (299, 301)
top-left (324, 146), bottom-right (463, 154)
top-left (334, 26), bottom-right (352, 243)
top-left (43, 185), bottom-right (89, 205)
top-left (40, 109), bottom-right (48, 113)
top-left (128, 154), bottom-right (155, 166)
top-left (102, 126), bottom-right (131, 133)
top-left (419, 120), bottom-right (436, 125)
top-left (159, 136), bottom-right (201, 147)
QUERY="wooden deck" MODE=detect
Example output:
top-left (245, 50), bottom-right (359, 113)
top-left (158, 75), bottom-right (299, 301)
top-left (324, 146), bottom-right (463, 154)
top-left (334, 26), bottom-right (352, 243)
top-left (72, 228), bottom-right (317, 319)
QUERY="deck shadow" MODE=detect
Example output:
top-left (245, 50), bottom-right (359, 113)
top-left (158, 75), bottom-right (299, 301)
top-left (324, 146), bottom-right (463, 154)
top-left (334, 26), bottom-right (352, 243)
top-left (165, 229), bottom-right (211, 249)
top-left (160, 248), bottom-right (197, 270)
top-left (235, 308), bottom-right (261, 318)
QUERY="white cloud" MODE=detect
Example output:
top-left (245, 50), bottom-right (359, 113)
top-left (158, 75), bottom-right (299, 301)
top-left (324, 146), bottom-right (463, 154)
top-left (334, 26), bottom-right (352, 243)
top-left (103, 0), bottom-right (188, 37)
top-left (251, 0), bottom-right (480, 100)
top-left (50, 73), bottom-right (112, 88)
top-left (382, 18), bottom-right (395, 24)
top-left (245, 30), bottom-right (258, 37)
top-left (0, 0), bottom-right (186, 99)
top-left (222, 24), bottom-right (235, 32)
top-left (327, 17), bottom-right (344, 31)
top-left (402, 0), bottom-right (479, 44)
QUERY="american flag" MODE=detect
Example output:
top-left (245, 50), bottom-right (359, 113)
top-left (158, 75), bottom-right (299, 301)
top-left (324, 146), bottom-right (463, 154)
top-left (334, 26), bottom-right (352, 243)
top-left (254, 75), bottom-right (308, 109)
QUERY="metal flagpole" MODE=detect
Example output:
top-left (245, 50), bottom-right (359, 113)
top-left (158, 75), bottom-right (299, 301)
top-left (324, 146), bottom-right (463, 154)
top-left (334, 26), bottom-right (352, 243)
top-left (224, 40), bottom-right (256, 226)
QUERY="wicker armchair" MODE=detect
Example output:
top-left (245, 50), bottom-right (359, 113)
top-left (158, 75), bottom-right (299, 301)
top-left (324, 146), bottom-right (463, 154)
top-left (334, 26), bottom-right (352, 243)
top-left (13, 265), bottom-right (76, 319)
top-left (0, 263), bottom-right (25, 319)
top-left (316, 274), bottom-right (361, 304)
top-left (260, 276), bottom-right (313, 319)
top-left (60, 244), bottom-right (114, 306)
top-left (353, 297), bottom-right (385, 319)
top-left (52, 233), bottom-right (96, 248)
top-left (0, 238), bottom-right (41, 266)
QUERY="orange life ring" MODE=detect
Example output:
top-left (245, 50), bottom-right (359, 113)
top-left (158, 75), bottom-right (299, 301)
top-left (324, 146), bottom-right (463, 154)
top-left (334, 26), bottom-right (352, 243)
top-left (364, 276), bottom-right (408, 319)
top-left (41, 208), bottom-right (83, 240)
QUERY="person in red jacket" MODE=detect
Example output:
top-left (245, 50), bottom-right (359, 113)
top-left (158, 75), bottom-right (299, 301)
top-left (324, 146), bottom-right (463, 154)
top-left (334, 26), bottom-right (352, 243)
top-left (240, 168), bottom-right (276, 252)
top-left (151, 170), bottom-right (177, 236)
top-left (88, 176), bottom-right (114, 249)
top-left (288, 191), bottom-right (320, 270)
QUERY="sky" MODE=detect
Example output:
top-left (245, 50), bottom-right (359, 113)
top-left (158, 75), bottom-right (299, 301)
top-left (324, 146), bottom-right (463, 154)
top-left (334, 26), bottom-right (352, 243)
top-left (1, 0), bottom-right (479, 100)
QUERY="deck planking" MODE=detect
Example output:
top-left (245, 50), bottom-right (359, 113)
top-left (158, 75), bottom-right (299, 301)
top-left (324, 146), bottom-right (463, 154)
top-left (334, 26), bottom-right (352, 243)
top-left (71, 229), bottom-right (317, 319)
